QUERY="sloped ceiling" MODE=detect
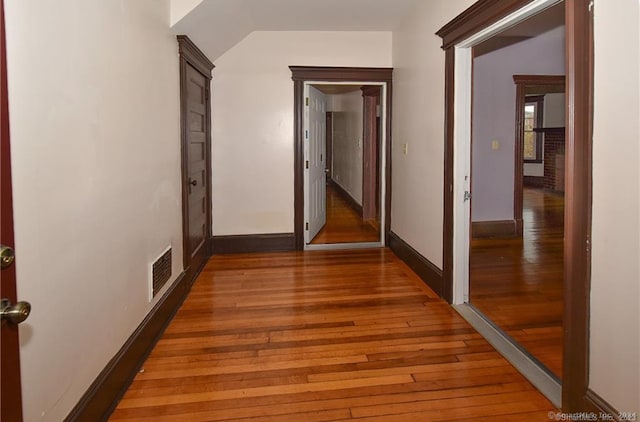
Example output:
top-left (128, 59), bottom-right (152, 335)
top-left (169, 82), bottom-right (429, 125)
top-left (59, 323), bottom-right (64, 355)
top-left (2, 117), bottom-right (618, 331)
top-left (171, 0), bottom-right (419, 61)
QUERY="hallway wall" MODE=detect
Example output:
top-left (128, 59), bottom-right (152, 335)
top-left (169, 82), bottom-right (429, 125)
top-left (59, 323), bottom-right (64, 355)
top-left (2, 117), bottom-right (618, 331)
top-left (5, 1), bottom-right (183, 420)
top-left (211, 31), bottom-right (391, 236)
top-left (328, 90), bottom-right (364, 204)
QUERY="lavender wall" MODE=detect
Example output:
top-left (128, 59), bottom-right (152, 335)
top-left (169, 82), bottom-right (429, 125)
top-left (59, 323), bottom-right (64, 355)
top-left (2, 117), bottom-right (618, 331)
top-left (472, 26), bottom-right (565, 221)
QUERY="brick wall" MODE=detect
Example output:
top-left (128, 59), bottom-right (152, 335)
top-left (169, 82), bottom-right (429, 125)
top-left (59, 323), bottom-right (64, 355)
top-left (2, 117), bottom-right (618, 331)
top-left (543, 128), bottom-right (565, 191)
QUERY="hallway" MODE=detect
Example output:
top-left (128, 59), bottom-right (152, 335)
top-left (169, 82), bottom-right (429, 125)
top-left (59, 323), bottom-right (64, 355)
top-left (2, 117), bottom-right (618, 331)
top-left (310, 184), bottom-right (380, 245)
top-left (111, 249), bottom-right (555, 421)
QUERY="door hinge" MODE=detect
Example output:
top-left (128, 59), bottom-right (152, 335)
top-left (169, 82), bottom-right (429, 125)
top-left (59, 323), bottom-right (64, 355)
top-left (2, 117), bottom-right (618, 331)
top-left (305, 222), bottom-right (309, 231)
top-left (320, 153), bottom-right (323, 161)
top-left (305, 97), bottom-right (309, 106)
top-left (305, 130), bottom-right (308, 139)
top-left (305, 160), bottom-right (309, 169)
top-left (464, 191), bottom-right (472, 202)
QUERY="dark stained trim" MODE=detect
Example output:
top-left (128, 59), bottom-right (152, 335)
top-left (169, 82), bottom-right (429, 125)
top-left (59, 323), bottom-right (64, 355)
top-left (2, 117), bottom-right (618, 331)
top-left (290, 66), bottom-right (393, 82)
top-left (513, 74), bottom-right (566, 86)
top-left (524, 176), bottom-right (545, 188)
top-left (562, 0), bottom-right (594, 412)
top-left (177, 35), bottom-right (214, 282)
top-left (436, 0), bottom-right (535, 49)
top-left (471, 220), bottom-right (518, 238)
top-left (585, 390), bottom-right (622, 421)
top-left (438, 0), bottom-right (594, 413)
top-left (176, 35), bottom-right (214, 78)
top-left (329, 179), bottom-right (363, 217)
top-left (442, 47), bottom-right (455, 304)
top-left (388, 232), bottom-right (443, 297)
top-left (210, 233), bottom-right (296, 254)
top-left (290, 66), bottom-right (393, 250)
top-left (65, 271), bottom-right (195, 421)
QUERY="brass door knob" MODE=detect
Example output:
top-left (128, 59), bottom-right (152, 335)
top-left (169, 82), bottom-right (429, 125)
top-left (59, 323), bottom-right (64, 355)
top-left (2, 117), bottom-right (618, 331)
top-left (1, 299), bottom-right (31, 324)
top-left (0, 245), bottom-right (15, 269)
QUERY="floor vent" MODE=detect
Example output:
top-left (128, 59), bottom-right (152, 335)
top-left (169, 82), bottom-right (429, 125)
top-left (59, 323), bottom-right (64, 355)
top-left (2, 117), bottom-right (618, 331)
top-left (151, 247), bottom-right (172, 300)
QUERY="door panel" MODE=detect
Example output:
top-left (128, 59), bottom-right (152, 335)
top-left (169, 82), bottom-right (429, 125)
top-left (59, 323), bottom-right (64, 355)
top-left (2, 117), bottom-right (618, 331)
top-left (305, 85), bottom-right (327, 243)
top-left (1, 0), bottom-right (24, 418)
top-left (184, 64), bottom-right (209, 265)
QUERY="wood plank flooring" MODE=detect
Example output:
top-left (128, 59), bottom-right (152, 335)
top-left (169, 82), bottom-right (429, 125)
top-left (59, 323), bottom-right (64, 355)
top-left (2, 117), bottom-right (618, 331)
top-left (470, 188), bottom-right (564, 378)
top-left (310, 184), bottom-right (379, 244)
top-left (111, 248), bottom-right (556, 421)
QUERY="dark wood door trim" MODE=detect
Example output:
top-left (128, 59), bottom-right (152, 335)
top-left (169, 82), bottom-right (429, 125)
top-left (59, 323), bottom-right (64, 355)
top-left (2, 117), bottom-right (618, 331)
top-left (0, 0), bottom-right (24, 419)
top-left (290, 66), bottom-right (393, 250)
top-left (361, 86), bottom-right (381, 221)
top-left (177, 35), bottom-right (213, 282)
top-left (438, 0), bottom-right (594, 412)
top-left (513, 75), bottom-right (565, 237)
top-left (562, 0), bottom-right (594, 411)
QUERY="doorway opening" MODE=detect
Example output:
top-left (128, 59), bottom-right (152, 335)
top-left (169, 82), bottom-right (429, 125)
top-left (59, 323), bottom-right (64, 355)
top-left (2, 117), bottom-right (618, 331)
top-left (438, 0), bottom-right (594, 410)
top-left (469, 2), bottom-right (566, 389)
top-left (305, 83), bottom-right (384, 248)
top-left (290, 67), bottom-right (393, 251)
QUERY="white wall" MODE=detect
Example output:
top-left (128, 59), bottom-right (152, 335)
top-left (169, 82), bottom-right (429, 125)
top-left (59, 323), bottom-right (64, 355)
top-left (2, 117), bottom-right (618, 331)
top-left (391, 0), bottom-right (475, 267)
top-left (590, 0), bottom-right (640, 413)
top-left (328, 91), bottom-right (364, 203)
top-left (394, 0), bottom-right (639, 412)
top-left (211, 31), bottom-right (391, 235)
top-left (5, 1), bottom-right (183, 420)
top-left (170, 0), bottom-right (202, 26)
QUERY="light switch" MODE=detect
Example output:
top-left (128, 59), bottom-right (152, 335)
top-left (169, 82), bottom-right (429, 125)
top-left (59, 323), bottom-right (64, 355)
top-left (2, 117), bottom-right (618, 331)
top-left (491, 140), bottom-right (500, 150)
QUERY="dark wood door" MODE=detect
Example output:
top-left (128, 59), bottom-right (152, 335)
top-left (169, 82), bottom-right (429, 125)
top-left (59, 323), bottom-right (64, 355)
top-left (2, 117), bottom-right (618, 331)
top-left (1, 0), bottom-right (24, 419)
top-left (185, 65), bottom-right (208, 260)
top-left (178, 36), bottom-right (213, 279)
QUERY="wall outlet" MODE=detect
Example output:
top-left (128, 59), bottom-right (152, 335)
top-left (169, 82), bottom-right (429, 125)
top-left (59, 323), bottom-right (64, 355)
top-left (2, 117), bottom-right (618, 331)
top-left (491, 140), bottom-right (500, 150)
top-left (403, 143), bottom-right (409, 155)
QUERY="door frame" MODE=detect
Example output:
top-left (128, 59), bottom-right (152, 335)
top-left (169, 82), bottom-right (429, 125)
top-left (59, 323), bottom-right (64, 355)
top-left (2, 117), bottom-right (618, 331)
top-left (1, 0), bottom-right (24, 419)
top-left (437, 0), bottom-right (593, 412)
top-left (177, 36), bottom-right (214, 282)
top-left (290, 66), bottom-right (393, 251)
top-left (361, 86), bottom-right (382, 221)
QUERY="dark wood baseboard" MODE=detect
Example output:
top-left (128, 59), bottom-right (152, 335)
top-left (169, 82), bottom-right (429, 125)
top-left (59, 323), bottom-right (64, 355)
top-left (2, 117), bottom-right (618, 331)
top-left (524, 176), bottom-right (544, 188)
top-left (65, 268), bottom-right (197, 421)
top-left (585, 389), bottom-right (623, 421)
top-left (211, 233), bottom-right (295, 254)
top-left (329, 179), bottom-right (363, 216)
top-left (388, 231), bottom-right (444, 298)
top-left (472, 219), bottom-right (518, 238)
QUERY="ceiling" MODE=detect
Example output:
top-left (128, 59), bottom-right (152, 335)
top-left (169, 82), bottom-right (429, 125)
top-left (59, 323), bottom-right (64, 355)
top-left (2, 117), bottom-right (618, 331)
top-left (474, 2), bottom-right (565, 57)
top-left (173, 0), bottom-right (566, 65)
top-left (172, 0), bottom-right (419, 60)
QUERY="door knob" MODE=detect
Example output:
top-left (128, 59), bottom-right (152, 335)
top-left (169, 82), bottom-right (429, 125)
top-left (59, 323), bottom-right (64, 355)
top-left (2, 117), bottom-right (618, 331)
top-left (0, 245), bottom-right (15, 269)
top-left (189, 179), bottom-right (197, 187)
top-left (1, 299), bottom-right (31, 324)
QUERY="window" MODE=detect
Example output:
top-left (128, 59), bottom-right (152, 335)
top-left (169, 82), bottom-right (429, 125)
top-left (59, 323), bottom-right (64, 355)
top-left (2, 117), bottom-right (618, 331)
top-left (523, 96), bottom-right (544, 163)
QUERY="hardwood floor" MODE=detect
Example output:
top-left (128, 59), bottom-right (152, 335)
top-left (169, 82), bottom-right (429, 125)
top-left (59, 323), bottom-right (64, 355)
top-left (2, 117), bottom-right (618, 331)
top-left (111, 249), bottom-right (556, 421)
top-left (310, 184), bottom-right (379, 244)
top-left (470, 188), bottom-right (564, 379)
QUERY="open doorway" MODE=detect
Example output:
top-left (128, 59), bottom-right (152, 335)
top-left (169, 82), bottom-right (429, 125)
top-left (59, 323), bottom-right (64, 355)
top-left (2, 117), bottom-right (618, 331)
top-left (290, 67), bottom-right (393, 251)
top-left (307, 84), bottom-right (382, 246)
top-left (468, 3), bottom-right (566, 382)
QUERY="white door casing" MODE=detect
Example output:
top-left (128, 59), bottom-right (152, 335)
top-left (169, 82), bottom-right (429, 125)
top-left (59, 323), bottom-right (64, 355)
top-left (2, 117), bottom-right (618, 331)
top-left (304, 85), bottom-right (327, 243)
